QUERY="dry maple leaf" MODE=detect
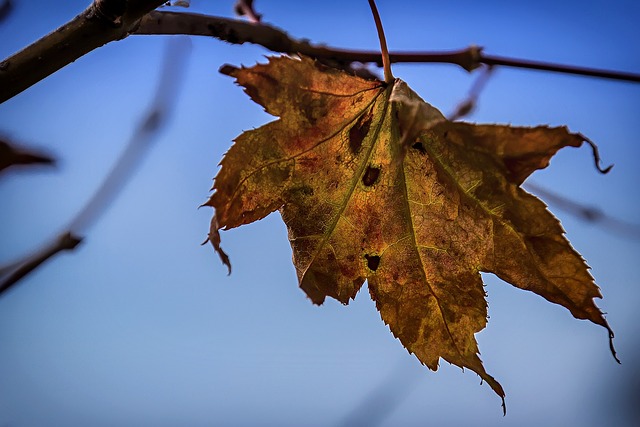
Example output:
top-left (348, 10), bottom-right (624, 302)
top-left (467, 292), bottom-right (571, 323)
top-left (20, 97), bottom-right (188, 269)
top-left (204, 55), bottom-right (617, 411)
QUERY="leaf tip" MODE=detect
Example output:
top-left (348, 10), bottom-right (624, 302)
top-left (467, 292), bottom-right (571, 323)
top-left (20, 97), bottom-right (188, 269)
top-left (219, 64), bottom-right (239, 77)
top-left (203, 215), bottom-right (232, 275)
top-left (606, 324), bottom-right (621, 364)
top-left (580, 133), bottom-right (613, 174)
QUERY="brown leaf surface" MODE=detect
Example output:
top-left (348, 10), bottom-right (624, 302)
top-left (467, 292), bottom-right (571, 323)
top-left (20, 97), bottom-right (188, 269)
top-left (205, 55), bottom-right (616, 410)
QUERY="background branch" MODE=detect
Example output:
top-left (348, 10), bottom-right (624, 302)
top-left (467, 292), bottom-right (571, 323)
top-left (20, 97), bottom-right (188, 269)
top-left (0, 0), bottom-right (13, 23)
top-left (524, 182), bottom-right (640, 240)
top-left (0, 36), bottom-right (192, 296)
top-left (0, 137), bottom-right (55, 172)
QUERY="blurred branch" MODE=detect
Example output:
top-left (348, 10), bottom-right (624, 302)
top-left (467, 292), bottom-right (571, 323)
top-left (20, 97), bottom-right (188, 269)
top-left (135, 11), bottom-right (640, 83)
top-left (234, 0), bottom-right (261, 23)
top-left (338, 360), bottom-right (420, 427)
top-left (0, 0), bottom-right (167, 103)
top-left (448, 64), bottom-right (494, 120)
top-left (525, 182), bottom-right (640, 240)
top-left (0, 36), bottom-right (192, 296)
top-left (0, 137), bottom-right (55, 172)
top-left (0, 0), bottom-right (13, 23)
top-left (0, 233), bottom-right (83, 294)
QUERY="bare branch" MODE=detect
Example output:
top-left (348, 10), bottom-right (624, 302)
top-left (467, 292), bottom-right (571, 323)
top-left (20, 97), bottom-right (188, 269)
top-left (0, 36), bottom-right (192, 296)
top-left (135, 11), bottom-right (640, 84)
top-left (0, 137), bottom-right (55, 172)
top-left (68, 36), bottom-right (191, 234)
top-left (3, 8), bottom-right (637, 105)
top-left (0, 233), bottom-right (83, 295)
top-left (448, 65), bottom-right (494, 120)
top-left (0, 0), bottom-right (167, 103)
top-left (481, 53), bottom-right (640, 84)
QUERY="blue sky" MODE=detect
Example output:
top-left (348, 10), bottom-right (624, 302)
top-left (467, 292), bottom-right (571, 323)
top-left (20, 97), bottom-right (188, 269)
top-left (1, 1), bottom-right (639, 426)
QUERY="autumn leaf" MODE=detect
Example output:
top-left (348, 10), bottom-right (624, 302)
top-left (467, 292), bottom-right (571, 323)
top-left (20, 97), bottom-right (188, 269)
top-left (204, 55), bottom-right (616, 410)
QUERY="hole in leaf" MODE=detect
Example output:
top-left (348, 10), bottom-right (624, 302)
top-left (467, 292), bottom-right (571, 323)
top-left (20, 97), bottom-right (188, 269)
top-left (412, 141), bottom-right (426, 154)
top-left (365, 254), bottom-right (381, 271)
top-left (362, 165), bottom-right (380, 186)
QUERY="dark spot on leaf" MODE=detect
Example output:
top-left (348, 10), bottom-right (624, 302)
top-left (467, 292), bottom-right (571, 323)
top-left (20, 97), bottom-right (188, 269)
top-left (362, 165), bottom-right (380, 186)
top-left (365, 254), bottom-right (380, 271)
top-left (349, 110), bottom-right (372, 154)
top-left (443, 131), bottom-right (449, 139)
top-left (299, 93), bottom-right (327, 125)
top-left (412, 141), bottom-right (426, 154)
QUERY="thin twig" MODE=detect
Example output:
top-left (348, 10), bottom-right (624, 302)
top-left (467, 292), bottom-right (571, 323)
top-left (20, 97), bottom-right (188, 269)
top-left (0, 233), bottom-right (83, 295)
top-left (338, 360), bottom-right (420, 427)
top-left (0, 137), bottom-right (55, 172)
top-left (481, 53), bottom-right (640, 83)
top-left (135, 11), bottom-right (640, 84)
top-left (448, 65), bottom-right (494, 120)
top-left (0, 0), bottom-right (13, 23)
top-left (524, 182), bottom-right (640, 240)
top-left (0, 36), bottom-right (192, 296)
top-left (69, 36), bottom-right (192, 234)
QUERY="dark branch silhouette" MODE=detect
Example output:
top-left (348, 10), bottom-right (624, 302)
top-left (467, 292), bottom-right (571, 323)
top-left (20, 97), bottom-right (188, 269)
top-left (0, 0), bottom-right (13, 23)
top-left (0, 0), bottom-right (167, 103)
top-left (0, 36), bottom-right (192, 296)
top-left (2, 7), bottom-right (638, 104)
top-left (134, 11), bottom-right (640, 83)
top-left (0, 137), bottom-right (55, 172)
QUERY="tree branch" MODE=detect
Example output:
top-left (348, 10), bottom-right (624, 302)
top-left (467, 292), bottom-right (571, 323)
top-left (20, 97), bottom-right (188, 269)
top-left (0, 233), bottom-right (83, 295)
top-left (3, 8), bottom-right (638, 105)
top-left (135, 11), bottom-right (640, 83)
top-left (0, 0), bottom-right (167, 103)
top-left (524, 182), bottom-right (640, 240)
top-left (0, 36), bottom-right (191, 296)
top-left (0, 137), bottom-right (55, 172)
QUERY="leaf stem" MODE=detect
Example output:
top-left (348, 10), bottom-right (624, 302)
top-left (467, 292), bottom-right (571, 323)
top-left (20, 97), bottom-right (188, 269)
top-left (367, 0), bottom-right (393, 83)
